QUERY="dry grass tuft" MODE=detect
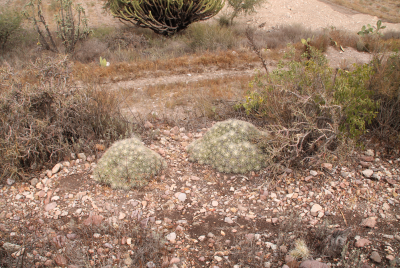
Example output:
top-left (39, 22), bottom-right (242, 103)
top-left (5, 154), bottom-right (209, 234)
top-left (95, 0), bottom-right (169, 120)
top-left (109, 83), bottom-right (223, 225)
top-left (0, 55), bottom-right (133, 183)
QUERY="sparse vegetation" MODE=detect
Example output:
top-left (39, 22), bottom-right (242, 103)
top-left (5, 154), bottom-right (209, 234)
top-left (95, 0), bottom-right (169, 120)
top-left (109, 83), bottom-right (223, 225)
top-left (0, 56), bottom-right (132, 182)
top-left (0, 0), bottom-right (400, 267)
top-left (24, 0), bottom-right (91, 53)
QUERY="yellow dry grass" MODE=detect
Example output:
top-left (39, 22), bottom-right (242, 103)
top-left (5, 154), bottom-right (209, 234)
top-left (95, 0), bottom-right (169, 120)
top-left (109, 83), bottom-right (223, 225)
top-left (72, 50), bottom-right (258, 84)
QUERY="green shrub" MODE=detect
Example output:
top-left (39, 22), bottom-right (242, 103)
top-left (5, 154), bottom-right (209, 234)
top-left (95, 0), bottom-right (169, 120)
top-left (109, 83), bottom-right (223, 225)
top-left (334, 64), bottom-right (378, 138)
top-left (227, 0), bottom-right (266, 25)
top-left (187, 119), bottom-right (269, 173)
top-left (93, 137), bottom-right (167, 189)
top-left (0, 7), bottom-right (23, 50)
top-left (104, 0), bottom-right (224, 36)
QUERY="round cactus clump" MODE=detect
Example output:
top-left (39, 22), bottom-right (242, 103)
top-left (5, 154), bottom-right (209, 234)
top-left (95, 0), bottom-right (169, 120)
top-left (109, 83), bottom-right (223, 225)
top-left (187, 119), bottom-right (269, 174)
top-left (93, 137), bottom-right (166, 189)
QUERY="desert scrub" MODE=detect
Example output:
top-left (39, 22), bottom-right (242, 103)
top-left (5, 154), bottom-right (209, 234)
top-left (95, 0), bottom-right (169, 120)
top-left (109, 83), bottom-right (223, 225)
top-left (187, 119), bottom-right (269, 174)
top-left (94, 137), bottom-right (166, 189)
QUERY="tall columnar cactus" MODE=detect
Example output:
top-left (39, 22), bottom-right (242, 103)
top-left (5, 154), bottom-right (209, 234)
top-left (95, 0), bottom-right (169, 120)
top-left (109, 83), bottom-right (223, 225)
top-left (187, 119), bottom-right (270, 174)
top-left (93, 137), bottom-right (166, 189)
top-left (105, 0), bottom-right (224, 36)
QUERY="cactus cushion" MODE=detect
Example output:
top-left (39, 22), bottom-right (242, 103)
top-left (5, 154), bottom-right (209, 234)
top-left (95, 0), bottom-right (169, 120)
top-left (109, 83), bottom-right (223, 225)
top-left (93, 137), bottom-right (166, 189)
top-left (187, 119), bottom-right (269, 174)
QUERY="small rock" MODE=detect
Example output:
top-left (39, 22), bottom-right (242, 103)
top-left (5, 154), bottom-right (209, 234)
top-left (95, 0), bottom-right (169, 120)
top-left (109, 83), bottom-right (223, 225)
top-left (386, 255), bottom-right (395, 261)
top-left (83, 214), bottom-right (104, 226)
top-left (103, 243), bottom-right (113, 249)
top-left (321, 163), bottom-right (332, 170)
top-left (198, 235), bottom-right (206, 242)
top-left (300, 260), bottom-right (328, 268)
top-left (170, 257), bottom-right (180, 264)
top-left (45, 202), bottom-right (57, 212)
top-left (77, 153), bottom-right (86, 161)
top-left (30, 178), bottom-right (38, 186)
top-left (310, 204), bottom-right (323, 217)
top-left (6, 178), bottom-right (15, 185)
top-left (178, 193), bottom-right (187, 202)
top-left (144, 121), bottom-right (154, 129)
top-left (51, 163), bottom-right (62, 174)
top-left (365, 149), bottom-right (374, 156)
top-left (382, 203), bottom-right (390, 211)
top-left (362, 169), bottom-right (374, 178)
top-left (124, 257), bottom-right (133, 266)
top-left (361, 217), bottom-right (376, 228)
top-left (167, 232), bottom-right (176, 242)
top-left (212, 201), bottom-right (218, 207)
top-left (370, 251), bottom-right (381, 263)
top-left (224, 217), bottom-right (233, 224)
top-left (146, 261), bottom-right (156, 268)
top-left (54, 254), bottom-right (68, 266)
top-left (310, 170), bottom-right (318, 176)
top-left (214, 256), bottom-right (223, 262)
top-left (355, 238), bottom-right (371, 248)
top-left (119, 212), bottom-right (126, 220)
top-left (280, 245), bottom-right (287, 253)
top-left (2, 242), bottom-right (21, 253)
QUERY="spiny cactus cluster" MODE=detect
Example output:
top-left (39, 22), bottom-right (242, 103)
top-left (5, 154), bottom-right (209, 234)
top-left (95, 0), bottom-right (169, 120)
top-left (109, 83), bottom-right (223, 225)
top-left (93, 137), bottom-right (166, 189)
top-left (187, 119), bottom-right (269, 174)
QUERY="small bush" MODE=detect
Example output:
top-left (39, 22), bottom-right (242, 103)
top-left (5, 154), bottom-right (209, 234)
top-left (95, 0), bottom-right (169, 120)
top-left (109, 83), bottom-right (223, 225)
top-left (0, 56), bottom-right (132, 183)
top-left (93, 137), bottom-right (167, 189)
top-left (0, 7), bottom-right (23, 50)
top-left (184, 23), bottom-right (238, 52)
top-left (236, 46), bottom-right (377, 165)
top-left (188, 119), bottom-right (270, 173)
top-left (227, 0), bottom-right (266, 25)
top-left (24, 0), bottom-right (91, 53)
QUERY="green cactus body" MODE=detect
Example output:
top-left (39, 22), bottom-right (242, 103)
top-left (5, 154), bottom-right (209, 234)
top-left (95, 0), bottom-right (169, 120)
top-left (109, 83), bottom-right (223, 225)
top-left (93, 137), bottom-right (166, 189)
top-left (187, 119), bottom-right (269, 174)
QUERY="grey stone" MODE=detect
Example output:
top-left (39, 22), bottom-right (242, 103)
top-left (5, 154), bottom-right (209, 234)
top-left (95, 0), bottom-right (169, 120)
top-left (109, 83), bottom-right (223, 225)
top-left (224, 217), bottom-right (233, 224)
top-left (370, 251), bottom-right (381, 263)
top-left (2, 242), bottom-right (21, 253)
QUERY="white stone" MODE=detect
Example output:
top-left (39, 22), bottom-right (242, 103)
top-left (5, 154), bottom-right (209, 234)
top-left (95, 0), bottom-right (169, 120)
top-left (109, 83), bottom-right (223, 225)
top-left (178, 193), bottom-right (187, 202)
top-left (51, 163), bottom-right (62, 174)
top-left (310, 170), bottom-right (318, 176)
top-left (311, 204), bottom-right (323, 217)
top-left (167, 232), bottom-right (176, 242)
top-left (362, 169), bottom-right (374, 178)
top-left (198, 235), bottom-right (206, 242)
top-left (212, 201), bottom-right (218, 207)
top-left (51, 196), bottom-right (60, 201)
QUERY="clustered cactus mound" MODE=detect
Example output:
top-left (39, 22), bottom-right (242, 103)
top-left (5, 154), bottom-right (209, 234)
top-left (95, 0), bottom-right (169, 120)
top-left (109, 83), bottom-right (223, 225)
top-left (93, 137), bottom-right (166, 189)
top-left (187, 119), bottom-right (269, 174)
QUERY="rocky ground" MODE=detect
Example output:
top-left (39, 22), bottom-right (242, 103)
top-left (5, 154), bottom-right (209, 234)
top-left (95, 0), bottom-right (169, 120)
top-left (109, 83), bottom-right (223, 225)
top-left (1, 121), bottom-right (399, 268)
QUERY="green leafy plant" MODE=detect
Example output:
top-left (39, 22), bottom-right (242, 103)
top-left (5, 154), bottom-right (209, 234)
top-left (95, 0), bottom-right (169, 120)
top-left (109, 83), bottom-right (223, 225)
top-left (358, 20), bottom-right (386, 37)
top-left (99, 56), bottom-right (107, 67)
top-left (0, 7), bottom-right (23, 50)
top-left (104, 0), bottom-right (224, 36)
top-left (187, 119), bottom-right (270, 174)
top-left (334, 64), bottom-right (378, 138)
top-left (24, 0), bottom-right (91, 53)
top-left (93, 137), bottom-right (167, 189)
top-left (227, 0), bottom-right (266, 25)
